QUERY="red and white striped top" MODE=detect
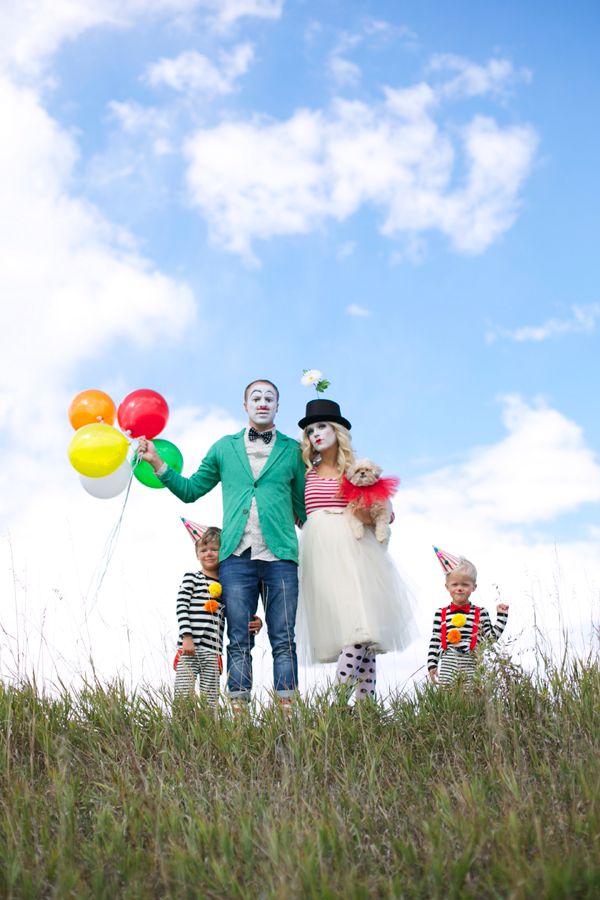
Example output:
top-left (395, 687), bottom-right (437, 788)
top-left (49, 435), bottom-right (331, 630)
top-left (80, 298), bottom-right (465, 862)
top-left (305, 467), bottom-right (348, 516)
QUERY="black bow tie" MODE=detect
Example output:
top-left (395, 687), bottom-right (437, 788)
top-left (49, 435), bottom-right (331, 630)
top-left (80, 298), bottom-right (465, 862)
top-left (248, 428), bottom-right (273, 444)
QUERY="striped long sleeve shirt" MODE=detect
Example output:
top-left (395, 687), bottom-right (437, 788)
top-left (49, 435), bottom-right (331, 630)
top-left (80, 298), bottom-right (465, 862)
top-left (427, 604), bottom-right (508, 672)
top-left (176, 571), bottom-right (225, 655)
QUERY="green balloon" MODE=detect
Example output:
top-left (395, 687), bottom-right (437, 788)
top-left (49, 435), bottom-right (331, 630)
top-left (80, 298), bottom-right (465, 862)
top-left (133, 439), bottom-right (184, 489)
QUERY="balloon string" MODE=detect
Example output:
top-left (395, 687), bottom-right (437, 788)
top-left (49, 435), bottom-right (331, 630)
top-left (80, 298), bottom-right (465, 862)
top-left (83, 448), bottom-right (142, 618)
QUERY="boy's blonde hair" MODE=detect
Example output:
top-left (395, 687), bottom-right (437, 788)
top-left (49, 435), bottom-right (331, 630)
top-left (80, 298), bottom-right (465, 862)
top-left (445, 557), bottom-right (477, 583)
top-left (195, 526), bottom-right (221, 550)
top-left (301, 422), bottom-right (355, 480)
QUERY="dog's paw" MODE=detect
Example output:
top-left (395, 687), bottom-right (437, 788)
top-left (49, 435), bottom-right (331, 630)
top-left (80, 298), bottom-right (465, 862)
top-left (374, 520), bottom-right (390, 543)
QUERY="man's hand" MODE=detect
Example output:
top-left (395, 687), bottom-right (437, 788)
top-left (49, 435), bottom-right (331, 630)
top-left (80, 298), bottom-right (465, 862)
top-left (136, 438), bottom-right (163, 472)
top-left (496, 603), bottom-right (509, 614)
top-left (428, 667), bottom-right (438, 684)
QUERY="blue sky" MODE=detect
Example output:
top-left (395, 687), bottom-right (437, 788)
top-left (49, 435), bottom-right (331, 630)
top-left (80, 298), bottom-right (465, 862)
top-left (1, 0), bottom-right (599, 694)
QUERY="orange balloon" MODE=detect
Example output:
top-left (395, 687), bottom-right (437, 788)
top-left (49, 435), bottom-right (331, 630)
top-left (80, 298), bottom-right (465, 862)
top-left (68, 390), bottom-right (116, 430)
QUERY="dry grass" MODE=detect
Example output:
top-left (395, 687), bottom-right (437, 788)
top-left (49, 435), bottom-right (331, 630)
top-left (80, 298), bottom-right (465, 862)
top-left (1, 652), bottom-right (599, 898)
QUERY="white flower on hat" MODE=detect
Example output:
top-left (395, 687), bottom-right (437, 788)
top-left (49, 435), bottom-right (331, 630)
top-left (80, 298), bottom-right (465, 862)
top-left (301, 369), bottom-right (331, 393)
top-left (301, 369), bottom-right (322, 386)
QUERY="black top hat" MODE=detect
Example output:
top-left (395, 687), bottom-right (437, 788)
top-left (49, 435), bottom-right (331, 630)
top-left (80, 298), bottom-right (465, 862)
top-left (298, 398), bottom-right (352, 431)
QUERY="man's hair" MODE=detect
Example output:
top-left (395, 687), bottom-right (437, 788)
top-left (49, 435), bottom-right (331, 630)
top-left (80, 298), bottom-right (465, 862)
top-left (195, 526), bottom-right (221, 550)
top-left (244, 379), bottom-right (279, 401)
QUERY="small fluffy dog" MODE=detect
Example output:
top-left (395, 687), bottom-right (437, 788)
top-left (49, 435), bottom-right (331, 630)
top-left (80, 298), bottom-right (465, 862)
top-left (339, 458), bottom-right (399, 543)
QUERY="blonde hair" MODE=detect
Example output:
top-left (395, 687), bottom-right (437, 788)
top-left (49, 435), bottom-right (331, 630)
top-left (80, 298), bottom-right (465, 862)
top-left (301, 422), bottom-right (355, 480)
top-left (445, 557), bottom-right (477, 583)
top-left (195, 526), bottom-right (221, 551)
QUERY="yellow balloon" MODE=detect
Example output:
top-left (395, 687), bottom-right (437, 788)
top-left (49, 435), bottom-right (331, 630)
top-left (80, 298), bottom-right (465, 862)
top-left (68, 424), bottom-right (129, 478)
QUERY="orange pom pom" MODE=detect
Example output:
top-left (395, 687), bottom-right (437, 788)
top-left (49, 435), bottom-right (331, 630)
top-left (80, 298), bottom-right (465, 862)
top-left (204, 599), bottom-right (220, 613)
top-left (447, 628), bottom-right (462, 644)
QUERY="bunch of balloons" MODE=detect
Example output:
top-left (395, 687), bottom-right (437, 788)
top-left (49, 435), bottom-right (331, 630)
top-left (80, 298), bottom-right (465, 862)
top-left (67, 388), bottom-right (184, 499)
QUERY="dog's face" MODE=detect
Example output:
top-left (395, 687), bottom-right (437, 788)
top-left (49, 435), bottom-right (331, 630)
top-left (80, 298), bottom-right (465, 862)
top-left (346, 458), bottom-right (382, 486)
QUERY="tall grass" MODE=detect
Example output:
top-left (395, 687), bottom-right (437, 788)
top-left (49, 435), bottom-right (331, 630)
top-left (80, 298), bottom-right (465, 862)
top-left (1, 654), bottom-right (599, 898)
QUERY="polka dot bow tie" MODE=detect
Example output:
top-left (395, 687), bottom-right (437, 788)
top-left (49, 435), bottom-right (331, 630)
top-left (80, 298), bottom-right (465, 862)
top-left (248, 428), bottom-right (273, 444)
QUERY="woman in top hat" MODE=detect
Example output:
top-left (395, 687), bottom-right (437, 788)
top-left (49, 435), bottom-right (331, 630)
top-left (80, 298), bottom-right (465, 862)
top-left (296, 398), bottom-right (417, 701)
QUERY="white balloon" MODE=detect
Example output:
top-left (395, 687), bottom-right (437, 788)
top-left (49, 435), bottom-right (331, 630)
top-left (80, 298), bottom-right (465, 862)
top-left (79, 460), bottom-right (132, 499)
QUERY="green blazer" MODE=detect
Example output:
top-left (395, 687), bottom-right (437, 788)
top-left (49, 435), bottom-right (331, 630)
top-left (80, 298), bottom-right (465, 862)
top-left (159, 429), bottom-right (307, 563)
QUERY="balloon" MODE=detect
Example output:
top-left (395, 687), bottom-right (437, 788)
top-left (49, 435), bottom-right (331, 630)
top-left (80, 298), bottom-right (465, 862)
top-left (133, 439), bottom-right (183, 489)
top-left (68, 389), bottom-right (116, 430)
top-left (80, 460), bottom-right (132, 499)
top-left (68, 424), bottom-right (129, 477)
top-left (117, 389), bottom-right (169, 439)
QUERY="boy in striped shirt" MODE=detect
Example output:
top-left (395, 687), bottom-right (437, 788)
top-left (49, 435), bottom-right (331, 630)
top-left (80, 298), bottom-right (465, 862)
top-left (427, 552), bottom-right (509, 686)
top-left (174, 527), bottom-right (262, 706)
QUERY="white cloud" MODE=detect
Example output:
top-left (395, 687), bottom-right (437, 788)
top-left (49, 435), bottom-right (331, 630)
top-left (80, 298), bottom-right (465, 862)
top-left (108, 100), bottom-right (172, 135)
top-left (346, 304), bottom-right (372, 317)
top-left (0, 76), bottom-right (195, 447)
top-left (428, 53), bottom-right (531, 100)
top-left (329, 54), bottom-right (361, 87)
top-left (146, 43), bottom-right (255, 95)
top-left (0, 0), bottom-right (281, 77)
top-left (400, 395), bottom-right (600, 529)
top-left (487, 303), bottom-right (600, 343)
top-left (326, 19), bottom-right (412, 88)
top-left (184, 79), bottom-right (538, 261)
top-left (206, 0), bottom-right (283, 31)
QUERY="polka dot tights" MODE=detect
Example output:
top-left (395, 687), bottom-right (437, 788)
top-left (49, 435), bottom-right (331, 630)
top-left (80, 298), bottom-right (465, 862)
top-left (335, 643), bottom-right (377, 700)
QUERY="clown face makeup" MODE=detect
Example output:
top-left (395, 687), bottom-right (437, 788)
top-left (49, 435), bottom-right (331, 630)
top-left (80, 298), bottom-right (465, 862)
top-left (244, 382), bottom-right (278, 429)
top-left (306, 422), bottom-right (337, 453)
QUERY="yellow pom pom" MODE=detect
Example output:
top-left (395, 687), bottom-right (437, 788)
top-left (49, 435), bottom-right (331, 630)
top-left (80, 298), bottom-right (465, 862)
top-left (208, 582), bottom-right (222, 599)
top-left (447, 628), bottom-right (462, 644)
top-left (451, 613), bottom-right (467, 627)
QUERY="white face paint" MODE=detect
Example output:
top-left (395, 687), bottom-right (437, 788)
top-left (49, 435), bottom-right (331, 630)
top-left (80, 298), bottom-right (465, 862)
top-left (244, 382), bottom-right (278, 429)
top-left (306, 422), bottom-right (337, 453)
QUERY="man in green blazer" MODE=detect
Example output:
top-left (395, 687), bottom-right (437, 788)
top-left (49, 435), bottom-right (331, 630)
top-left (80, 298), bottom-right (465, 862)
top-left (138, 380), bottom-right (306, 705)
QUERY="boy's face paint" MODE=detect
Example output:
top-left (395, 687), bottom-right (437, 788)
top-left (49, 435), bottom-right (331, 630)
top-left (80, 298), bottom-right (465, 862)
top-left (306, 422), bottom-right (337, 452)
top-left (196, 542), bottom-right (219, 574)
top-left (244, 382), bottom-right (278, 428)
top-left (445, 574), bottom-right (476, 605)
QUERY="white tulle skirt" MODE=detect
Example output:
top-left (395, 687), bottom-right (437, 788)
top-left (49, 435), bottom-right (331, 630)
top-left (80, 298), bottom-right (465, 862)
top-left (297, 508), bottom-right (418, 664)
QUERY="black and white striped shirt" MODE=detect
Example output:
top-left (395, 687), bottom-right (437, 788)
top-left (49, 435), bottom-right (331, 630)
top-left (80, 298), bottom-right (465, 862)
top-left (176, 571), bottom-right (225, 655)
top-left (428, 604), bottom-right (508, 672)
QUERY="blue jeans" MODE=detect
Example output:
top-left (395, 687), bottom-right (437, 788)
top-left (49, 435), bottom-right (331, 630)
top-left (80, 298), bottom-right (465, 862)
top-left (219, 552), bottom-right (298, 700)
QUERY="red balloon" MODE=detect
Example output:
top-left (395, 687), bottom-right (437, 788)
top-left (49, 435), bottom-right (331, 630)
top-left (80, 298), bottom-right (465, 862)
top-left (117, 389), bottom-right (169, 439)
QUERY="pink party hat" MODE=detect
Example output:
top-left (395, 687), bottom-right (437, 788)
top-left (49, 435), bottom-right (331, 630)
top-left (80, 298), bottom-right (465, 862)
top-left (181, 517), bottom-right (208, 543)
top-left (433, 546), bottom-right (462, 574)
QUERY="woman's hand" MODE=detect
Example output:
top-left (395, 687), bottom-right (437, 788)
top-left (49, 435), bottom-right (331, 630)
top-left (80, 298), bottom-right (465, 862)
top-left (136, 437), bottom-right (163, 472)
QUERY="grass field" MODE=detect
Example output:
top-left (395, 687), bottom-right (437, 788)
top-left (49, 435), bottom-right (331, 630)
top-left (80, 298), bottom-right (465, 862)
top-left (1, 653), bottom-right (598, 898)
